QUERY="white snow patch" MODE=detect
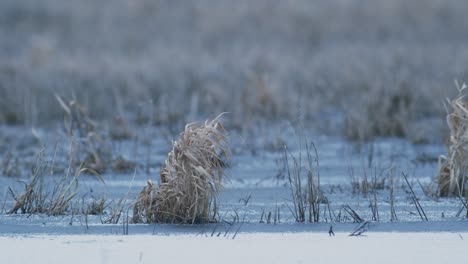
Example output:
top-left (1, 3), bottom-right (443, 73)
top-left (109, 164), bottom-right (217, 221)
top-left (0, 232), bottom-right (466, 264)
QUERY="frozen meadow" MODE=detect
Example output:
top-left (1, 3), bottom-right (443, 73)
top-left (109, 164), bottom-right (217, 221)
top-left (1, 0), bottom-right (468, 263)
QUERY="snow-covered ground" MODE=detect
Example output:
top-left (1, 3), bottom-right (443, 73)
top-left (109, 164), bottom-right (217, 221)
top-left (1, 231), bottom-right (467, 264)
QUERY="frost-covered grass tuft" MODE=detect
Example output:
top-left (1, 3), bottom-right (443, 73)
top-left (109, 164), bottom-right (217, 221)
top-left (7, 150), bottom-right (101, 216)
top-left (133, 114), bottom-right (230, 224)
top-left (438, 83), bottom-right (468, 197)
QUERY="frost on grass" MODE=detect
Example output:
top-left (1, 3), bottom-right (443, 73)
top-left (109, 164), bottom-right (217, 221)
top-left (133, 114), bottom-right (230, 224)
top-left (1, 0), bottom-right (467, 143)
top-left (438, 83), bottom-right (468, 197)
top-left (7, 151), bottom-right (93, 216)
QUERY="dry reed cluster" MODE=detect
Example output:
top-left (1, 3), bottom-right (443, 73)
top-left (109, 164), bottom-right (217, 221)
top-left (7, 151), bottom-right (89, 215)
top-left (133, 114), bottom-right (229, 224)
top-left (438, 83), bottom-right (468, 197)
top-left (284, 141), bottom-right (324, 223)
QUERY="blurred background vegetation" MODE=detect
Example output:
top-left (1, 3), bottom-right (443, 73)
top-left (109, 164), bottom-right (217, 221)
top-left (1, 0), bottom-right (467, 143)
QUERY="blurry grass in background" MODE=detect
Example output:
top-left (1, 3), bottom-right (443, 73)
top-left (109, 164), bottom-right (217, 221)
top-left (1, 0), bottom-right (467, 142)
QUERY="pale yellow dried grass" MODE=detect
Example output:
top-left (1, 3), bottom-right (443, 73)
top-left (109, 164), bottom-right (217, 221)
top-left (438, 82), bottom-right (468, 197)
top-left (133, 114), bottom-right (229, 224)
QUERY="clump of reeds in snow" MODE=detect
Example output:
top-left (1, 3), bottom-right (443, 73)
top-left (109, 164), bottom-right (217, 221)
top-left (132, 114), bottom-right (230, 224)
top-left (344, 86), bottom-right (413, 141)
top-left (55, 94), bottom-right (112, 173)
top-left (7, 149), bottom-right (100, 216)
top-left (438, 83), bottom-right (468, 197)
top-left (284, 141), bottom-right (324, 223)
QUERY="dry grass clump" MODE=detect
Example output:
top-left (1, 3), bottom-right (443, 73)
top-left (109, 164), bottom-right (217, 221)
top-left (349, 163), bottom-right (388, 196)
top-left (1, 152), bottom-right (20, 177)
top-left (7, 150), bottom-right (94, 215)
top-left (284, 141), bottom-right (325, 223)
top-left (438, 83), bottom-right (468, 197)
top-left (55, 94), bottom-right (112, 173)
top-left (109, 115), bottom-right (133, 140)
top-left (344, 86), bottom-right (413, 141)
top-left (111, 156), bottom-right (137, 173)
top-left (133, 114), bottom-right (230, 224)
top-left (55, 94), bottom-right (97, 137)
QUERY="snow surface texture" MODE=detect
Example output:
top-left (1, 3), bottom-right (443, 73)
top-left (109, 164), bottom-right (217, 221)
top-left (1, 232), bottom-right (466, 264)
